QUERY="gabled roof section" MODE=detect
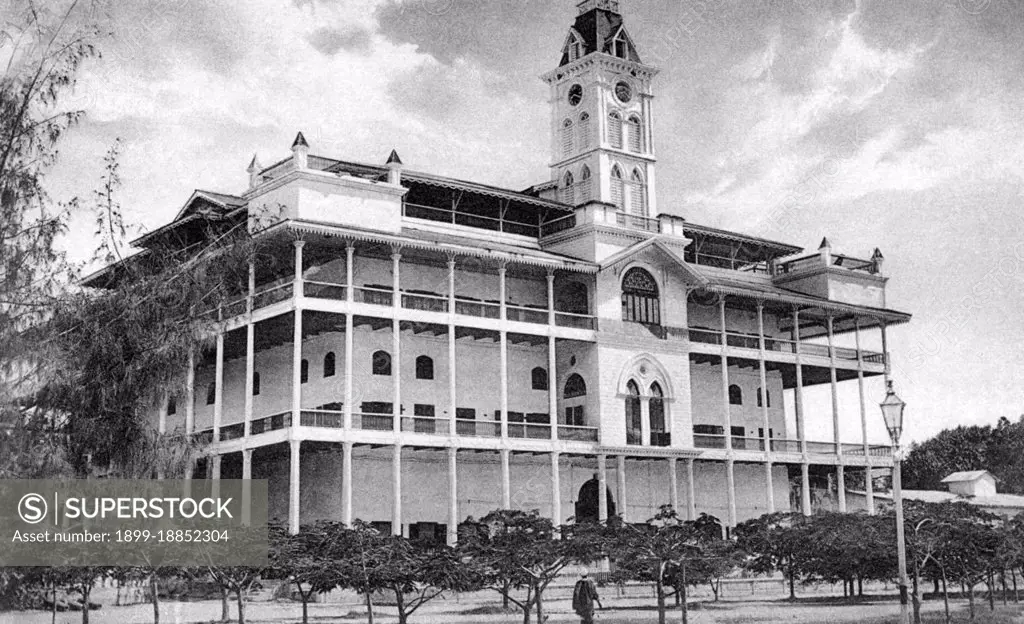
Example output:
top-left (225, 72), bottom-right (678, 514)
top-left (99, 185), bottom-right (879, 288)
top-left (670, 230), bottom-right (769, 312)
top-left (601, 237), bottom-right (709, 286)
top-left (559, 5), bottom-right (642, 66)
top-left (941, 471), bottom-right (994, 484)
top-left (171, 190), bottom-right (246, 222)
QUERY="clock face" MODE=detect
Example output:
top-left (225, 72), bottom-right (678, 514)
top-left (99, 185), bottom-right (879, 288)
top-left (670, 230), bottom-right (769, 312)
top-left (568, 84), bottom-right (583, 106)
top-left (615, 81), bottom-right (633, 103)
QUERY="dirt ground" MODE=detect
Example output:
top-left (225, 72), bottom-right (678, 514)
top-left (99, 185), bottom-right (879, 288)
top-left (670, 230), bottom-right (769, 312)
top-left (2, 595), bottom-right (1022, 624)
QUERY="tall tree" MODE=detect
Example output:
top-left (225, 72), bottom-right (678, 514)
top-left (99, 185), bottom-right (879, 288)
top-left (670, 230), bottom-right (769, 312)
top-left (902, 416), bottom-right (1024, 494)
top-left (734, 512), bottom-right (812, 601)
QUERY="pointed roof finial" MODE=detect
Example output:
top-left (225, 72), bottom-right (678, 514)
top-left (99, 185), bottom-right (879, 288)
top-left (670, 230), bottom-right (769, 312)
top-left (386, 149), bottom-right (403, 166)
top-left (247, 153), bottom-right (261, 172)
top-left (292, 132), bottom-right (309, 149)
top-left (872, 247), bottom-right (884, 259)
top-left (818, 237), bottom-right (832, 250)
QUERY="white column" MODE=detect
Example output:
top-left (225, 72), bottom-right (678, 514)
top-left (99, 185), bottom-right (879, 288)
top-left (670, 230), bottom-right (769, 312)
top-left (792, 309), bottom-right (806, 453)
top-left (719, 297), bottom-right (733, 449)
top-left (548, 335), bottom-right (558, 440)
top-left (500, 449), bottom-right (511, 509)
top-left (826, 315), bottom-right (841, 457)
top-left (617, 455), bottom-right (627, 522)
top-left (214, 333), bottom-right (224, 441)
top-left (448, 447), bottom-right (458, 545)
top-left (344, 244), bottom-right (355, 430)
top-left (499, 264), bottom-right (509, 440)
top-left (837, 465), bottom-right (847, 512)
top-left (244, 262), bottom-right (255, 437)
top-left (342, 441), bottom-right (353, 525)
top-left (244, 321), bottom-right (255, 437)
top-left (186, 349), bottom-right (195, 433)
top-left (597, 454), bottom-right (608, 522)
top-left (685, 459), bottom-right (697, 521)
top-left (880, 320), bottom-right (891, 383)
top-left (550, 453), bottom-right (562, 526)
top-left (448, 257), bottom-right (457, 436)
top-left (757, 303), bottom-right (771, 453)
top-left (158, 400), bottom-right (167, 435)
top-left (210, 454), bottom-right (221, 503)
top-left (801, 462), bottom-right (812, 516)
top-left (392, 251), bottom-right (402, 433)
top-left (765, 461), bottom-right (775, 514)
top-left (241, 449), bottom-right (252, 526)
top-left (392, 445), bottom-right (402, 536)
top-left (289, 440), bottom-right (301, 534)
top-left (668, 457), bottom-right (679, 513)
top-left (855, 318), bottom-right (875, 514)
top-left (726, 459), bottom-right (737, 529)
top-left (292, 240), bottom-right (305, 429)
top-left (546, 270), bottom-right (556, 325)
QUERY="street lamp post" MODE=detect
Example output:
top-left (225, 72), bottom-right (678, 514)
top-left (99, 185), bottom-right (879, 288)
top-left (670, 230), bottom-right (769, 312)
top-left (880, 381), bottom-right (910, 624)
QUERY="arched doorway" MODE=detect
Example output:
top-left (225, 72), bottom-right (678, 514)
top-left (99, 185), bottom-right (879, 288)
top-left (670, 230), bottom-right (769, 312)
top-left (574, 474), bottom-right (617, 523)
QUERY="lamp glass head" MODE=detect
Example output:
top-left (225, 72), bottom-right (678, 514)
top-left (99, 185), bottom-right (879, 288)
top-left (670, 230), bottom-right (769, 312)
top-left (879, 380), bottom-right (906, 445)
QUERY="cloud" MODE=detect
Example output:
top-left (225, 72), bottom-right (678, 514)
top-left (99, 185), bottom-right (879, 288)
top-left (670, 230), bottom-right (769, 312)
top-left (307, 26), bottom-right (373, 56)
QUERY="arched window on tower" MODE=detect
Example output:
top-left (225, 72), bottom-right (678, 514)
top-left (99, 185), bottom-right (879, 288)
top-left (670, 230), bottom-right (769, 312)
top-left (578, 112), bottom-right (591, 149)
top-left (610, 165), bottom-right (625, 210)
top-left (627, 115), bottom-right (643, 152)
top-left (608, 112), bottom-right (623, 149)
top-left (630, 169), bottom-right (647, 216)
top-left (729, 384), bottom-right (743, 405)
top-left (621, 267), bottom-right (660, 325)
top-left (562, 171), bottom-right (575, 205)
top-left (649, 382), bottom-right (667, 446)
top-left (578, 166), bottom-right (592, 203)
top-left (323, 352), bottom-right (336, 378)
top-left (613, 30), bottom-right (629, 59)
top-left (562, 118), bottom-right (575, 157)
top-left (625, 379), bottom-right (642, 445)
top-left (568, 32), bottom-right (583, 61)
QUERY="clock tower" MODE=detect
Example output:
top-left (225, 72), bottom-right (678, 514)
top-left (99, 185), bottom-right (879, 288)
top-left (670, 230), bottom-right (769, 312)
top-left (542, 0), bottom-right (659, 217)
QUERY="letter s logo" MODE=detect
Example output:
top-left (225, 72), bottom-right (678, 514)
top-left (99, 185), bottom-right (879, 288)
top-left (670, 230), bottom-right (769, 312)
top-left (18, 493), bottom-right (48, 524)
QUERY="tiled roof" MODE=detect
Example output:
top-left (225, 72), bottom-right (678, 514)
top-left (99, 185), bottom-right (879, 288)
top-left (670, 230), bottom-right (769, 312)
top-left (560, 8), bottom-right (641, 66)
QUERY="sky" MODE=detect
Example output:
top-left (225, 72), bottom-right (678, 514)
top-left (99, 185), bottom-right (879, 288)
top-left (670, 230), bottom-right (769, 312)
top-left (27, 0), bottom-right (1024, 445)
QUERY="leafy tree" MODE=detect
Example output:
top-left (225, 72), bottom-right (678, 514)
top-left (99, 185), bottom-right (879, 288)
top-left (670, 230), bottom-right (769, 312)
top-left (734, 512), bottom-right (811, 600)
top-left (319, 520), bottom-right (390, 624)
top-left (801, 512), bottom-right (895, 598)
top-left (193, 527), bottom-right (271, 624)
top-left (608, 507), bottom-right (733, 624)
top-left (460, 509), bottom-right (606, 624)
top-left (903, 416), bottom-right (1024, 495)
top-left (268, 523), bottom-right (340, 624)
top-left (374, 537), bottom-right (481, 624)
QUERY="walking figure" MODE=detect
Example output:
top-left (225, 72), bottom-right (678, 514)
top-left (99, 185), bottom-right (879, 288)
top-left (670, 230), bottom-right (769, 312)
top-left (572, 571), bottom-right (602, 624)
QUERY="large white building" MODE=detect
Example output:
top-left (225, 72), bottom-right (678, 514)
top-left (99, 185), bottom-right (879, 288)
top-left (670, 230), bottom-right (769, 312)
top-left (99, 0), bottom-right (910, 542)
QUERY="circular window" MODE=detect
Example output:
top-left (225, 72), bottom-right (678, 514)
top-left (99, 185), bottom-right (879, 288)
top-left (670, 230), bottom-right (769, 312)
top-left (568, 84), bottom-right (583, 106)
top-left (615, 81), bottom-right (633, 103)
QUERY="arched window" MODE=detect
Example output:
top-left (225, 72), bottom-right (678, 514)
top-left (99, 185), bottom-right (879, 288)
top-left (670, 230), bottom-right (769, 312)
top-left (564, 373), bottom-right (587, 399)
top-left (610, 165), bottom-right (625, 209)
top-left (323, 352), bottom-right (336, 378)
top-left (562, 171), bottom-right (575, 205)
top-left (531, 367), bottom-right (548, 391)
top-left (608, 111), bottom-right (623, 149)
top-left (729, 384), bottom-right (743, 405)
top-left (630, 169), bottom-right (646, 216)
top-left (578, 112), bottom-right (591, 149)
top-left (206, 382), bottom-right (216, 405)
top-left (627, 116), bottom-right (643, 152)
top-left (253, 372), bottom-right (261, 396)
top-left (578, 165), bottom-right (592, 202)
top-left (613, 31), bottom-right (629, 59)
top-left (167, 397), bottom-right (177, 415)
top-left (625, 380), bottom-right (642, 445)
top-left (650, 381), bottom-right (665, 433)
top-left (372, 351), bottom-right (392, 376)
top-left (415, 355), bottom-right (434, 380)
top-left (568, 32), bottom-right (583, 61)
top-left (757, 387), bottom-right (771, 408)
top-left (300, 359), bottom-right (309, 384)
top-left (562, 118), bottom-right (575, 157)
top-left (621, 267), bottom-right (660, 325)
